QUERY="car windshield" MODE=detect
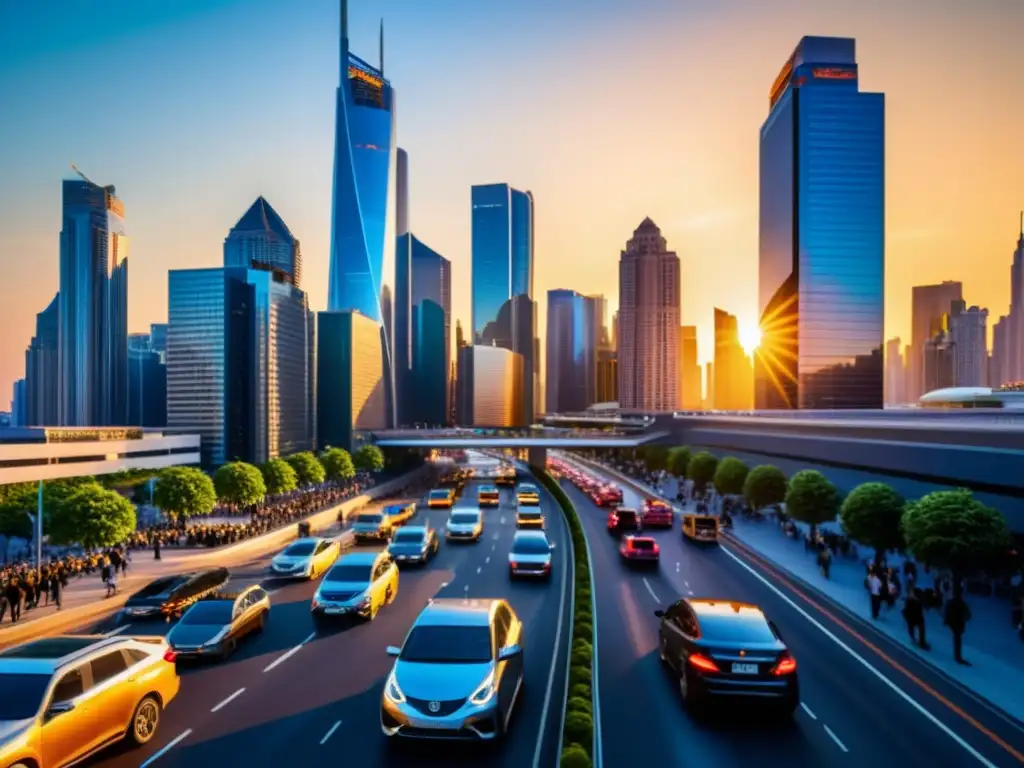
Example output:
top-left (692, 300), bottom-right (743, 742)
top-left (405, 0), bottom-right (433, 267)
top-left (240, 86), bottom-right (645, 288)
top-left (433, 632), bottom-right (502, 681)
top-left (400, 626), bottom-right (492, 663)
top-left (284, 541), bottom-right (316, 557)
top-left (0, 673), bottom-right (51, 719)
top-left (519, 509), bottom-right (541, 517)
top-left (450, 513), bottom-right (479, 525)
top-left (429, 490), bottom-right (449, 498)
top-left (180, 601), bottom-right (233, 626)
top-left (357, 514), bottom-right (382, 524)
top-left (695, 518), bottom-right (717, 531)
top-left (512, 536), bottom-right (550, 554)
top-left (393, 531), bottom-right (425, 544)
top-left (618, 511), bottom-right (637, 522)
top-left (325, 564), bottom-right (373, 583)
top-left (631, 539), bottom-right (655, 550)
top-left (698, 614), bottom-right (777, 644)
top-left (518, 486), bottom-right (537, 493)
top-left (133, 575), bottom-right (189, 599)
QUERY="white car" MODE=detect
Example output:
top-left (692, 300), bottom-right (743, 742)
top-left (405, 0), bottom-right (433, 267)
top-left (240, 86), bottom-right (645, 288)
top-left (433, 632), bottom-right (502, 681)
top-left (445, 509), bottom-right (484, 542)
top-left (269, 537), bottom-right (341, 579)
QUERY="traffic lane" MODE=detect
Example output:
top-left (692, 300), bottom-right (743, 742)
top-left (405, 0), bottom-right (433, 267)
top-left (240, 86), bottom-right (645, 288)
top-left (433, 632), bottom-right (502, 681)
top-left (564, 481), bottom-right (847, 768)
top-left (125, 482), bottom-right (570, 768)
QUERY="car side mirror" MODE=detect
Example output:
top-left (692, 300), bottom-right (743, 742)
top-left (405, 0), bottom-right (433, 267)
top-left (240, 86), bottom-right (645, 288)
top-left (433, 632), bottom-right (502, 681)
top-left (47, 701), bottom-right (75, 719)
top-left (498, 644), bottom-right (522, 661)
top-left (654, 610), bottom-right (665, 618)
top-left (386, 645), bottom-right (401, 657)
top-left (549, 543), bottom-right (556, 550)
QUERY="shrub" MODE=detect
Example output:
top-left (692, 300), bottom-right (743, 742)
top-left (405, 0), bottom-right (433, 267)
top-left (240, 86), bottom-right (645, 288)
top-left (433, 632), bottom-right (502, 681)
top-left (567, 696), bottom-right (593, 715)
top-left (574, 621), bottom-right (593, 640)
top-left (563, 711), bottom-right (594, 752)
top-left (560, 743), bottom-right (593, 768)
top-left (569, 664), bottom-right (590, 688)
top-left (571, 645), bottom-right (592, 668)
top-left (570, 683), bottom-right (591, 700)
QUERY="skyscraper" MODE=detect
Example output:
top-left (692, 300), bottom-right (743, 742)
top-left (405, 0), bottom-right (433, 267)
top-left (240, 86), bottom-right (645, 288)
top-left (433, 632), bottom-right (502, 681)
top-left (679, 325), bottom-right (701, 409)
top-left (1008, 214), bottom-right (1024, 383)
top-left (714, 309), bottom-right (753, 410)
top-left (24, 294), bottom-right (60, 426)
top-left (910, 281), bottom-right (963, 400)
top-left (58, 175), bottom-right (129, 426)
top-left (991, 315), bottom-right (1010, 388)
top-left (948, 300), bottom-right (988, 387)
top-left (224, 197), bottom-right (302, 287)
top-left (11, 379), bottom-right (27, 427)
top-left (617, 218), bottom-right (680, 411)
top-left (756, 36), bottom-right (885, 410)
top-left (128, 330), bottom-right (167, 428)
top-left (456, 346), bottom-right (524, 427)
top-left (884, 337), bottom-right (905, 405)
top-left (546, 290), bottom-right (598, 413)
top-left (328, 0), bottom-right (395, 325)
top-left (471, 183), bottom-right (537, 422)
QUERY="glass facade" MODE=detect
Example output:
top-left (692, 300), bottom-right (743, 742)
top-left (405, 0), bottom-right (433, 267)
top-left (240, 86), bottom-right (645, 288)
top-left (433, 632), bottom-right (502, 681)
top-left (456, 346), bottom-right (524, 428)
top-left (757, 36), bottom-right (885, 410)
top-left (25, 294), bottom-right (60, 426)
top-left (545, 290), bottom-right (597, 413)
top-left (128, 334), bottom-right (167, 428)
top-left (58, 179), bottom-right (129, 427)
top-left (224, 197), bottom-right (302, 288)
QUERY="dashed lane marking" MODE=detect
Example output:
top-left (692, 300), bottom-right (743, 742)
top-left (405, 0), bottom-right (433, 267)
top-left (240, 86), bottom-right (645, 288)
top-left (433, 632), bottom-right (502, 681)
top-left (824, 724), bottom-right (849, 753)
top-left (485, 556), bottom-right (491, 564)
top-left (210, 687), bottom-right (245, 713)
top-left (642, 577), bottom-right (660, 603)
top-left (477, 566), bottom-right (482, 574)
top-left (320, 720), bottom-right (342, 745)
top-left (139, 729), bottom-right (192, 767)
top-left (801, 702), bottom-right (818, 720)
top-left (263, 631), bottom-right (316, 673)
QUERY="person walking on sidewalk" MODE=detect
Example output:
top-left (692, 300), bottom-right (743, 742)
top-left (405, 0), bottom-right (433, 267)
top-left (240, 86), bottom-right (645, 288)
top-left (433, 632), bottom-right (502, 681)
top-left (51, 575), bottom-right (62, 611)
top-left (867, 567), bottom-right (883, 619)
top-left (818, 544), bottom-right (833, 579)
top-left (153, 538), bottom-right (162, 561)
top-left (902, 588), bottom-right (929, 649)
top-left (944, 592), bottom-right (972, 665)
top-left (4, 578), bottom-right (24, 622)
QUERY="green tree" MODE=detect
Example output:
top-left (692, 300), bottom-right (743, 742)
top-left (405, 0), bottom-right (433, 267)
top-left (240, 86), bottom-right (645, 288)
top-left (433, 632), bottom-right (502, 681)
top-left (213, 461), bottom-right (266, 508)
top-left (840, 482), bottom-right (905, 565)
top-left (784, 470), bottom-right (840, 541)
top-left (286, 451), bottom-right (326, 486)
top-left (320, 447), bottom-right (356, 482)
top-left (639, 446), bottom-right (669, 472)
top-left (261, 458), bottom-right (298, 496)
top-left (686, 451), bottom-right (719, 493)
top-left (354, 444), bottom-right (386, 473)
top-left (713, 457), bottom-right (749, 496)
top-left (153, 467), bottom-right (217, 521)
top-left (48, 485), bottom-right (137, 549)
top-left (0, 502), bottom-right (33, 540)
top-left (0, 478), bottom-right (105, 540)
top-left (666, 447), bottom-right (692, 478)
top-left (902, 489), bottom-right (1012, 600)
top-left (743, 465), bottom-right (787, 511)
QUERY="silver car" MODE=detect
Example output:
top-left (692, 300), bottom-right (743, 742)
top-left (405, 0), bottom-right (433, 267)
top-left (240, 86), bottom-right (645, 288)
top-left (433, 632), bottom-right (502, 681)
top-left (445, 509), bottom-right (483, 542)
top-left (508, 530), bottom-right (554, 579)
top-left (381, 598), bottom-right (525, 741)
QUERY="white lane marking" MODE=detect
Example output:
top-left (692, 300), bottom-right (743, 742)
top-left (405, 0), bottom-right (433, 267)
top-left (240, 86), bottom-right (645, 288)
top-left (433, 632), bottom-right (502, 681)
top-left (439, 581), bottom-right (449, 589)
top-left (642, 577), bottom-right (659, 603)
top-left (263, 631), bottom-right (317, 673)
top-left (485, 556), bottom-right (491, 564)
top-left (687, 590), bottom-right (695, 596)
top-left (684, 580), bottom-right (690, 588)
top-left (824, 724), bottom-right (849, 753)
top-left (476, 566), bottom-right (482, 574)
top-left (492, 544), bottom-right (497, 551)
top-left (720, 546), bottom-right (998, 768)
top-left (500, 515), bottom-right (507, 524)
top-left (320, 720), bottom-right (342, 745)
top-left (464, 584), bottom-right (469, 596)
top-left (139, 728), bottom-right (192, 767)
top-left (675, 562), bottom-right (680, 573)
top-left (105, 624), bottom-right (131, 637)
top-left (801, 702), bottom-right (818, 720)
top-left (210, 687), bottom-right (246, 713)
top-left (492, 532), bottom-right (500, 540)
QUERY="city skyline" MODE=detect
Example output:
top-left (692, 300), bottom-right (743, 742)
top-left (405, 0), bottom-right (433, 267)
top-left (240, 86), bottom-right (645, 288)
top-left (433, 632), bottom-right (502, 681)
top-left (1, 0), bottom-right (1023, 403)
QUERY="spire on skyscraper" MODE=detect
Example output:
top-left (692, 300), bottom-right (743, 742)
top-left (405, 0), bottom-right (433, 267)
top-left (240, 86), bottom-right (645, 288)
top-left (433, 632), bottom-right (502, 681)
top-left (380, 19), bottom-right (385, 76)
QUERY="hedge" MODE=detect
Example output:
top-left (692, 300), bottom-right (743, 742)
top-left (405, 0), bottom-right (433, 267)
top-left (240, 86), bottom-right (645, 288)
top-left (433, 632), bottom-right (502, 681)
top-left (532, 466), bottom-right (595, 768)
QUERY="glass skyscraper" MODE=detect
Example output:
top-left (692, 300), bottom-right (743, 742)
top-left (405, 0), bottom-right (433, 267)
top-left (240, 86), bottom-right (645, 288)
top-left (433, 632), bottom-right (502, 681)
top-left (756, 36), bottom-right (885, 410)
top-left (546, 290), bottom-right (598, 413)
top-left (24, 294), bottom-right (60, 427)
top-left (58, 177), bottom-right (129, 426)
top-left (224, 196), bottom-right (302, 288)
top-left (128, 330), bottom-right (167, 428)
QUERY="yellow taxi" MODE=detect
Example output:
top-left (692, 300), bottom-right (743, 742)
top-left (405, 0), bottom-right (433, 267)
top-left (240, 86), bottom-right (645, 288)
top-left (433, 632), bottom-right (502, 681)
top-left (516, 482), bottom-right (541, 506)
top-left (383, 502), bottom-right (416, 526)
top-left (477, 485), bottom-right (501, 507)
top-left (0, 635), bottom-right (180, 766)
top-left (516, 506), bottom-right (545, 529)
top-left (426, 488), bottom-right (455, 508)
top-left (312, 550), bottom-right (400, 623)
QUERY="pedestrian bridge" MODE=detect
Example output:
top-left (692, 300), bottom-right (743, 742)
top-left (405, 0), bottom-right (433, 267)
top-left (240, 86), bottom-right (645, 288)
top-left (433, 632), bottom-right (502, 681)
top-left (371, 428), bottom-right (669, 449)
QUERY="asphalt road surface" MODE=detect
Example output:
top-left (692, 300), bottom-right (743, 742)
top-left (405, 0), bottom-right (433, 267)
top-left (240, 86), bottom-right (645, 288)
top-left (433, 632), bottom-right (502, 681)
top-left (76, 471), bottom-right (572, 768)
top-left (560, 459), bottom-right (1024, 768)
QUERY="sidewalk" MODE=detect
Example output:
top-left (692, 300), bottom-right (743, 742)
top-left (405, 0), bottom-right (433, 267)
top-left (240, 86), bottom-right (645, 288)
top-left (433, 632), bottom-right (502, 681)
top-left (571, 456), bottom-right (1024, 724)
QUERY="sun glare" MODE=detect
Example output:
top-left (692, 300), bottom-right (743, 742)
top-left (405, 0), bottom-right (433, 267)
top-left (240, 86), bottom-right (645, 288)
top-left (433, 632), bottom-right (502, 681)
top-left (739, 323), bottom-right (761, 355)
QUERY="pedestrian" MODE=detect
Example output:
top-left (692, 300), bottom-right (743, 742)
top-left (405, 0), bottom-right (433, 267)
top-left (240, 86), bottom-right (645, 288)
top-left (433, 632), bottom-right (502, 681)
top-left (944, 591), bottom-right (972, 665)
top-left (5, 578), bottom-right (24, 622)
top-left (51, 576), bottom-right (62, 611)
top-left (867, 567), bottom-right (883, 619)
top-left (902, 588), bottom-right (929, 649)
top-left (154, 538), bottom-right (162, 561)
top-left (819, 546), bottom-right (833, 579)
top-left (106, 566), bottom-right (118, 597)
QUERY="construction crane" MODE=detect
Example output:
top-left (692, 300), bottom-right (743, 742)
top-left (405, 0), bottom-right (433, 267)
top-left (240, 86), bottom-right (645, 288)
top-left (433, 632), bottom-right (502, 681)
top-left (70, 163), bottom-right (115, 194)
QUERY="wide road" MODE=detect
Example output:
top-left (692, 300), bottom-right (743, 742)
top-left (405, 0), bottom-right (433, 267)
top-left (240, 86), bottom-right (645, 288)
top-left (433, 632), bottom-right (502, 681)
top-left (559, 456), bottom-right (1024, 768)
top-left (79, 468), bottom-right (572, 767)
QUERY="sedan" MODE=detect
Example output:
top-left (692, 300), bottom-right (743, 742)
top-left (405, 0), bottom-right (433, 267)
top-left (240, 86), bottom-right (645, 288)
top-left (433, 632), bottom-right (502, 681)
top-left (655, 598), bottom-right (799, 714)
top-left (270, 537), bottom-right (340, 579)
top-left (168, 585), bottom-right (270, 660)
top-left (445, 509), bottom-right (483, 542)
top-left (508, 530), bottom-right (554, 579)
top-left (121, 568), bottom-right (230, 621)
top-left (620, 535), bottom-right (659, 567)
top-left (427, 489), bottom-right (455, 509)
top-left (388, 526), bottom-right (440, 566)
top-left (642, 499), bottom-right (674, 528)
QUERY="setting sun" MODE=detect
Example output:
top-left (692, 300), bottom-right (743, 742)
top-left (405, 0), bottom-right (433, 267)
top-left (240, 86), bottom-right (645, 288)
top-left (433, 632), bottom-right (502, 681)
top-left (739, 323), bottom-right (761, 355)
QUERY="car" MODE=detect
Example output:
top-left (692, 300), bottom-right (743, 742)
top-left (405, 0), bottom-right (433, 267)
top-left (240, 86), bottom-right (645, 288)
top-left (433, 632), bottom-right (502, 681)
top-left (516, 483), bottom-right (540, 506)
top-left (438, 476), bottom-right (466, 498)
top-left (642, 499), bottom-right (675, 528)
top-left (592, 485), bottom-right (623, 507)
top-left (477, 485), bottom-right (501, 507)
top-left (620, 535), bottom-right (660, 566)
top-left (388, 525), bottom-right (440, 565)
top-left (606, 508), bottom-right (641, 537)
top-left (427, 489), bottom-right (455, 508)
top-left (167, 586), bottom-right (270, 660)
top-left (352, 510), bottom-right (395, 543)
top-left (120, 568), bottom-right (230, 621)
top-left (508, 530), bottom-right (554, 579)
top-left (312, 551), bottom-right (399, 624)
top-left (384, 502), bottom-right (417, 527)
top-left (495, 467), bottom-right (517, 487)
top-left (446, 509), bottom-right (484, 542)
top-left (381, 598), bottom-right (525, 741)
top-left (0, 634), bottom-right (180, 766)
top-left (270, 537), bottom-right (341, 579)
top-left (515, 506), bottom-right (545, 529)
top-left (654, 599), bottom-right (799, 714)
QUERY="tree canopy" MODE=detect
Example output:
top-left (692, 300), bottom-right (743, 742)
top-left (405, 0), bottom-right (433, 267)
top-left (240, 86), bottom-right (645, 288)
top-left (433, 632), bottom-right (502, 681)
top-left (666, 447), bottom-right (692, 478)
top-left (261, 458), bottom-right (298, 496)
top-left (286, 452), bottom-right (326, 486)
top-left (353, 444), bottom-right (385, 473)
top-left (743, 465), bottom-right (788, 511)
top-left (153, 467), bottom-right (217, 520)
top-left (784, 470), bottom-right (840, 534)
top-left (638, 446), bottom-right (669, 473)
top-left (713, 457), bottom-right (749, 496)
top-left (213, 462), bottom-right (266, 507)
top-left (48, 485), bottom-right (137, 550)
top-left (321, 447), bottom-right (356, 482)
top-left (686, 451), bottom-right (719, 492)
top-left (840, 482), bottom-right (905, 563)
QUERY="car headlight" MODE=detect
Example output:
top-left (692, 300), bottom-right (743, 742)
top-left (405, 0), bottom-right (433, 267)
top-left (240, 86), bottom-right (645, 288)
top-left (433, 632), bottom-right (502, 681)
top-left (385, 670), bottom-right (406, 704)
top-left (469, 670), bottom-right (496, 705)
top-left (356, 594), bottom-right (371, 608)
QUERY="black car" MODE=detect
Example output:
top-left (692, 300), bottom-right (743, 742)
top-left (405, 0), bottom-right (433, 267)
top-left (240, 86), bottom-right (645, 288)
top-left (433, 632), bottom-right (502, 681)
top-left (387, 525), bottom-right (440, 566)
top-left (654, 598), bottom-right (799, 714)
top-left (120, 568), bottom-right (231, 622)
top-left (167, 585), bottom-right (271, 660)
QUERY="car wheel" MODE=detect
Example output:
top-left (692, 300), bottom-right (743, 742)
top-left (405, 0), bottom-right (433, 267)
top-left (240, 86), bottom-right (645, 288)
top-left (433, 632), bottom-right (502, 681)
top-left (128, 695), bottom-right (161, 745)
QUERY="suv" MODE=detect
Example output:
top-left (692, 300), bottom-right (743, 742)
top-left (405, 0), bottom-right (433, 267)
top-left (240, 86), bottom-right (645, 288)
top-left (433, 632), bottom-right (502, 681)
top-left (0, 635), bottom-right (180, 766)
top-left (607, 508), bottom-right (642, 537)
top-left (312, 550), bottom-right (399, 624)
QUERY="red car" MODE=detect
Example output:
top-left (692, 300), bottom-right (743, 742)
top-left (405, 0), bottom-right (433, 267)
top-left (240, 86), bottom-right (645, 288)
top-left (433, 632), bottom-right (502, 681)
top-left (642, 499), bottom-right (674, 528)
top-left (607, 508), bottom-right (642, 536)
top-left (592, 485), bottom-right (623, 507)
top-left (620, 535), bottom-right (660, 565)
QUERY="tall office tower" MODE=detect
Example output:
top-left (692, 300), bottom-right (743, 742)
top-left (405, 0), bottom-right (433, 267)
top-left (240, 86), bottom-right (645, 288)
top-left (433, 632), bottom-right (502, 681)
top-left (395, 234), bottom-right (451, 426)
top-left (455, 320), bottom-right (466, 350)
top-left (611, 312), bottom-right (619, 352)
top-left (756, 36), bottom-right (884, 410)
top-left (991, 315), bottom-right (1010, 388)
top-left (679, 326), bottom-right (701, 410)
top-left (713, 308), bottom-right (752, 410)
top-left (704, 362), bottom-right (714, 409)
top-left (884, 337), bottom-right (905, 405)
top-left (381, 283), bottom-right (394, 426)
top-left (545, 290), bottom-right (598, 413)
top-left (223, 197), bottom-right (302, 287)
top-left (456, 346), bottom-right (524, 427)
top-left (588, 295), bottom-right (611, 351)
top-left (909, 281), bottom-right (963, 400)
top-left (328, 0), bottom-right (395, 327)
top-left (24, 294), bottom-right (60, 426)
top-left (948, 301), bottom-right (988, 387)
top-left (58, 175), bottom-right (129, 426)
top-left (595, 350), bottom-right (618, 404)
top-left (317, 310), bottom-right (387, 450)
top-left (923, 324), bottom-right (955, 393)
top-left (168, 266), bottom-right (314, 468)
top-left (1008, 215), bottom-right (1024, 383)
top-left (617, 219), bottom-right (680, 411)
top-left (128, 332), bottom-right (167, 427)
top-left (471, 183), bottom-right (537, 422)
top-left (11, 380), bottom-right (27, 427)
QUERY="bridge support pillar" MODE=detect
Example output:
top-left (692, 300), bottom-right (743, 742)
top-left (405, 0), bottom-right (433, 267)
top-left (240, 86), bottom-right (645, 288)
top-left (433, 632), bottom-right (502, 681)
top-left (527, 446), bottom-right (547, 469)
